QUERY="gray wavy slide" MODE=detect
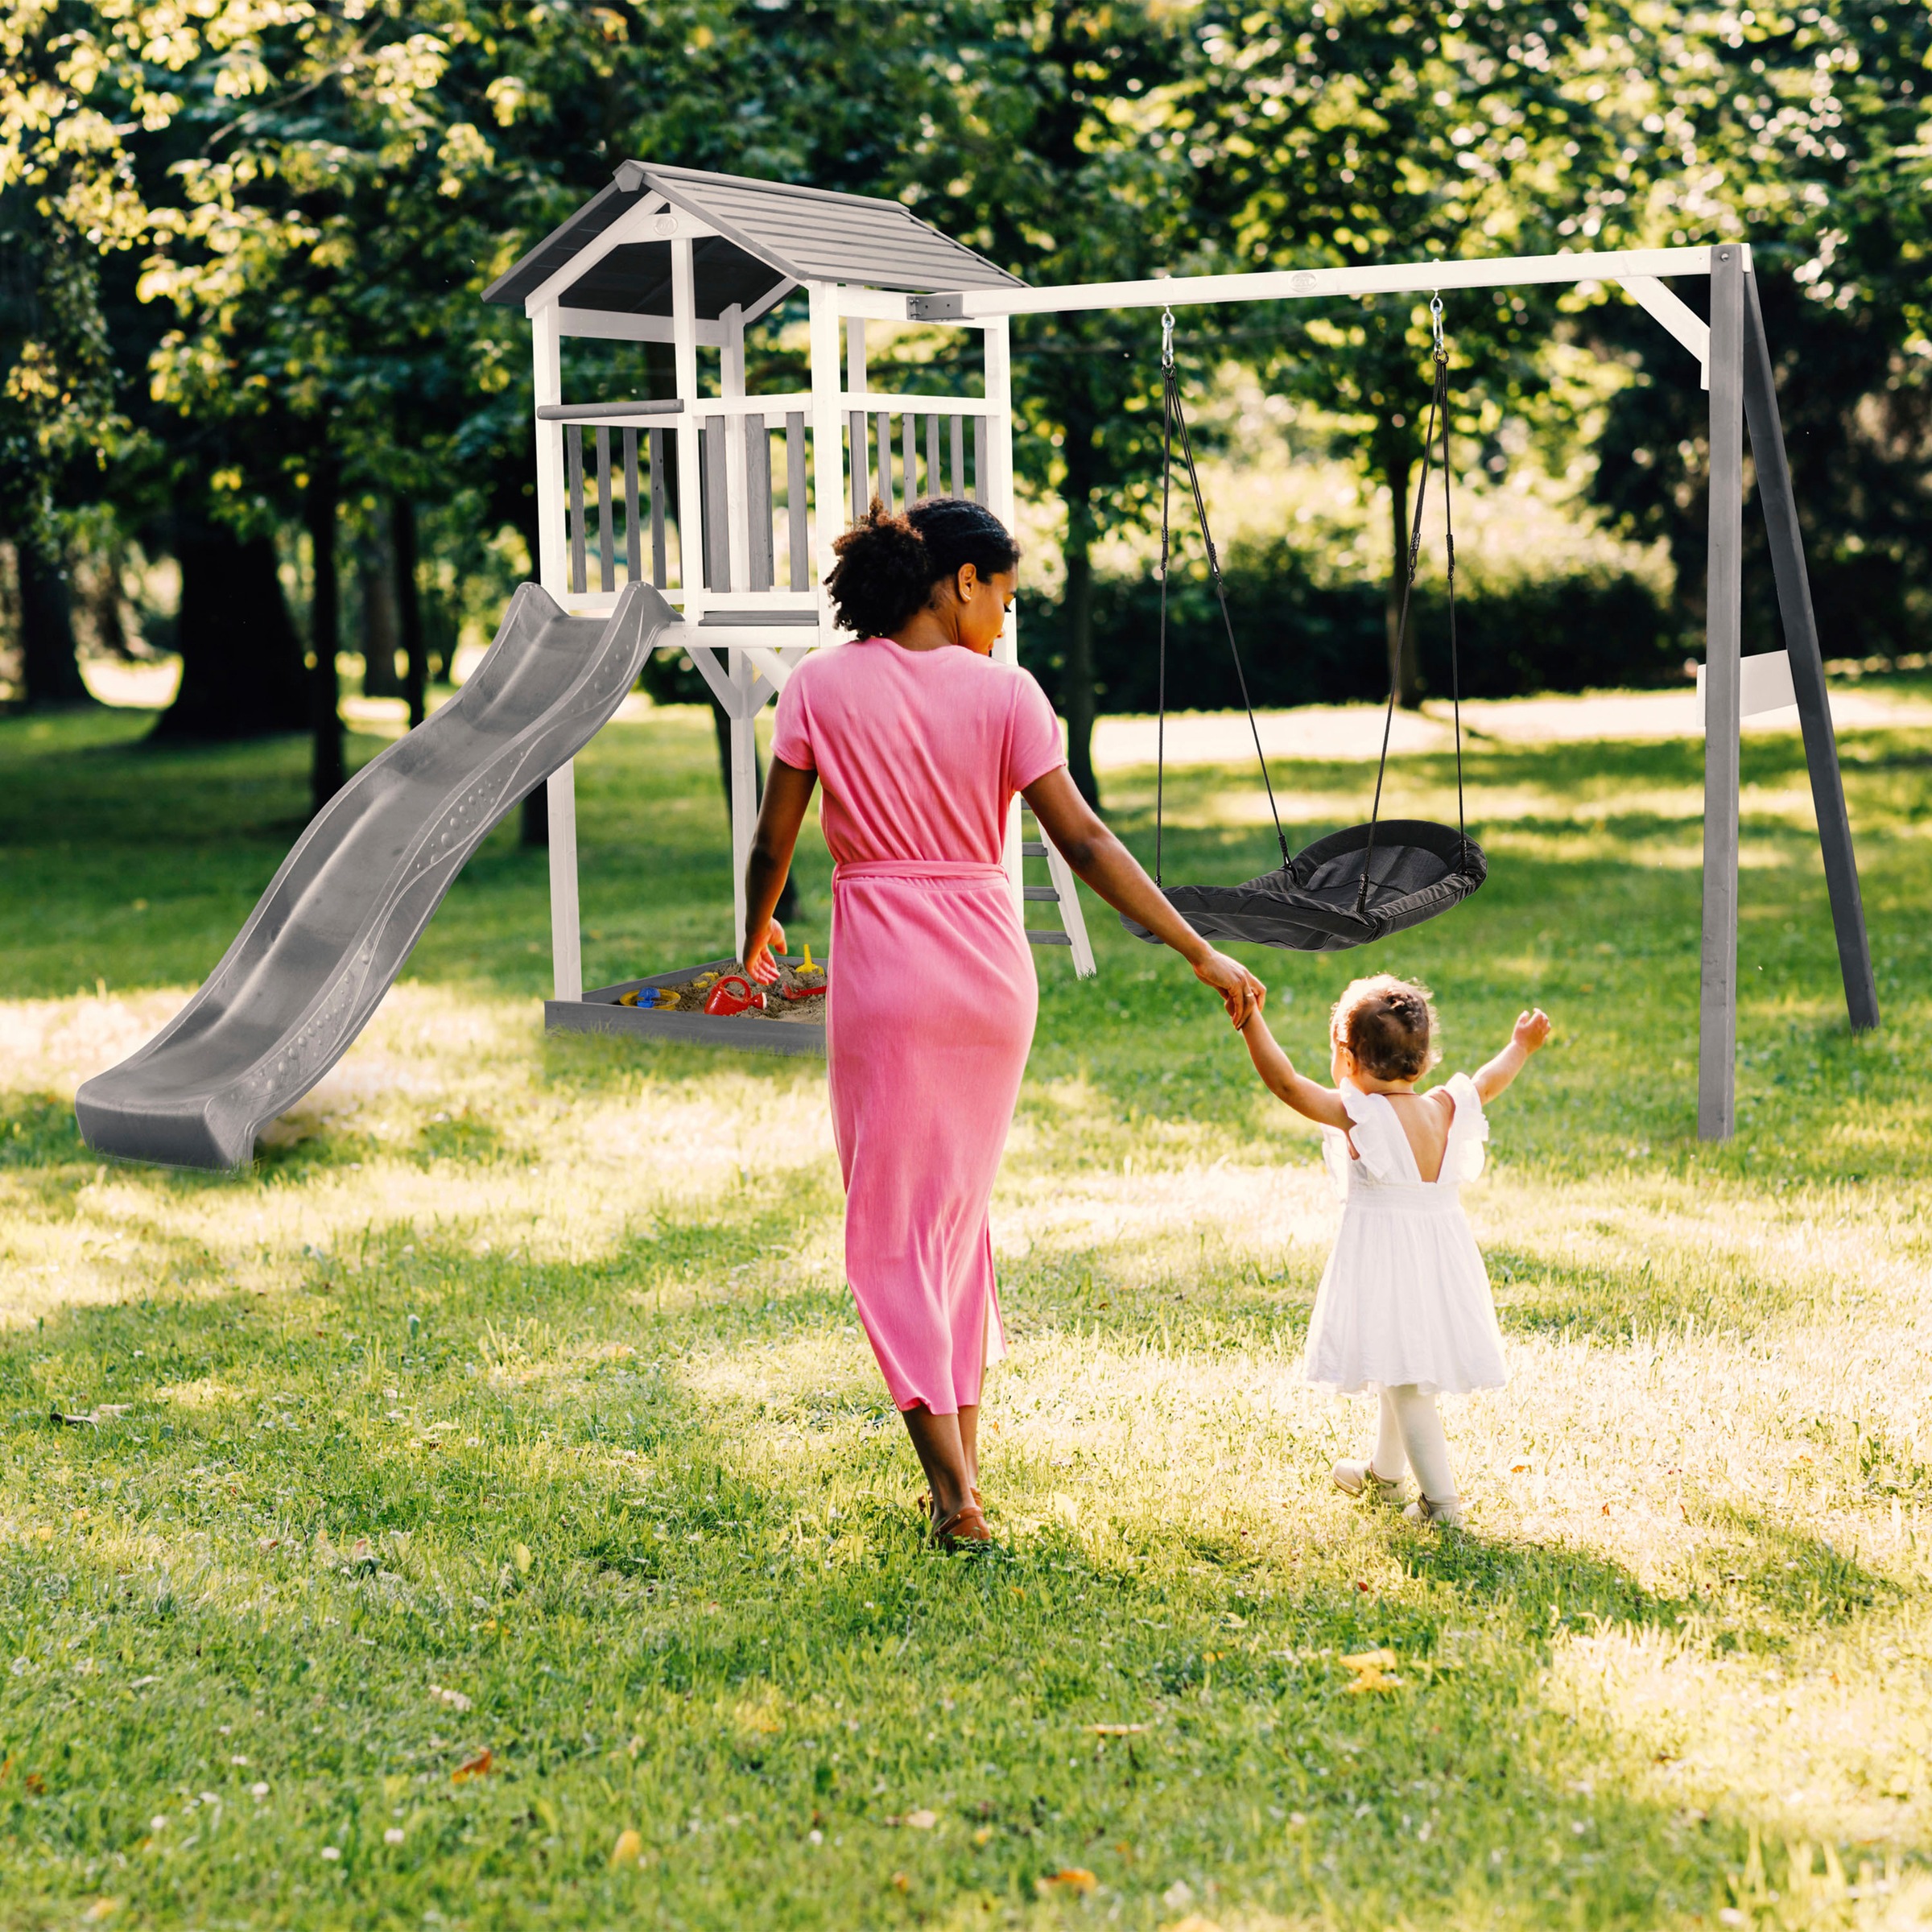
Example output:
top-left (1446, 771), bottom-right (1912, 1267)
top-left (76, 580), bottom-right (675, 1170)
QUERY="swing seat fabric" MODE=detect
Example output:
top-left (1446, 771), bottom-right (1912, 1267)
top-left (1121, 819), bottom-right (1485, 952)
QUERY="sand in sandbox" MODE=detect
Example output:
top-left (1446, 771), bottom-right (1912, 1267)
top-left (656, 959), bottom-right (828, 1024)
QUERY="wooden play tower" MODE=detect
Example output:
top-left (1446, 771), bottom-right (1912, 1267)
top-left (481, 160), bottom-right (1099, 1027)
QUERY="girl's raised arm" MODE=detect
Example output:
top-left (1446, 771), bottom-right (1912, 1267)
top-left (1472, 1008), bottom-right (1552, 1103)
top-left (1239, 1011), bottom-right (1352, 1129)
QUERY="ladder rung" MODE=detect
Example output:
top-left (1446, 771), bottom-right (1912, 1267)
top-left (1022, 886), bottom-right (1059, 900)
top-left (1021, 841), bottom-right (1048, 857)
top-left (1027, 929), bottom-right (1073, 946)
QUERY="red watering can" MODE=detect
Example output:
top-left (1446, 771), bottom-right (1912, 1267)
top-left (702, 974), bottom-right (765, 1017)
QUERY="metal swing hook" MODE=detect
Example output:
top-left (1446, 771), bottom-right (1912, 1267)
top-left (1161, 306), bottom-right (1175, 372)
top-left (1430, 292), bottom-right (1446, 364)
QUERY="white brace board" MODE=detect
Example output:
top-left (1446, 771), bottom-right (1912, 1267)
top-left (1697, 647), bottom-right (1798, 725)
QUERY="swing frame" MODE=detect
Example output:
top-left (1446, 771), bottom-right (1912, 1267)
top-left (909, 242), bottom-right (1880, 1143)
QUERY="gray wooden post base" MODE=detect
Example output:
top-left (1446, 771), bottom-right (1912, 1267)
top-left (1699, 246), bottom-right (1746, 1141)
top-left (1699, 249), bottom-right (1881, 1141)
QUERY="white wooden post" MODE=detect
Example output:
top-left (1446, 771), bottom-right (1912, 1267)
top-left (807, 282), bottom-right (845, 627)
top-left (981, 314), bottom-right (1026, 916)
top-left (671, 237), bottom-right (704, 614)
top-left (730, 656), bottom-right (759, 961)
top-left (845, 310), bottom-right (868, 520)
top-left (721, 302), bottom-right (751, 595)
top-left (530, 299), bottom-right (583, 1001)
top-left (532, 300), bottom-right (568, 594)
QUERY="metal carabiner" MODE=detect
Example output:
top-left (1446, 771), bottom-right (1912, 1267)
top-left (1161, 305), bottom-right (1175, 372)
top-left (1430, 292), bottom-right (1446, 363)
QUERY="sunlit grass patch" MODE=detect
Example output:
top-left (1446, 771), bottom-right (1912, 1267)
top-left (1, 698), bottom-right (1930, 1927)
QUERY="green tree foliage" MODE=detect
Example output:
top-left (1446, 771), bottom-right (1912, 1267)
top-left (1585, 2), bottom-right (1932, 657)
top-left (0, 0), bottom-right (222, 706)
top-left (6, 0), bottom-right (1928, 763)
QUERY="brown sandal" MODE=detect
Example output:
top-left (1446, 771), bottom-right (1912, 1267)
top-left (931, 1500), bottom-right (993, 1549)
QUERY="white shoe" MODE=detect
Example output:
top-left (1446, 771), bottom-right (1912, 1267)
top-left (1332, 1459), bottom-right (1408, 1505)
top-left (1402, 1495), bottom-right (1464, 1527)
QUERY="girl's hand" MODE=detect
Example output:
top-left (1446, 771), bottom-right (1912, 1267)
top-left (1513, 1008), bottom-right (1551, 1053)
top-left (1193, 947), bottom-right (1265, 1028)
top-left (745, 916), bottom-right (786, 985)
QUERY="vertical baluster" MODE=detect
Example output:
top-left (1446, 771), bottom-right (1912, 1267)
top-left (950, 415), bottom-right (964, 497)
top-left (596, 427), bottom-right (614, 592)
top-left (971, 416), bottom-right (987, 505)
top-left (623, 428), bottom-right (641, 582)
top-left (927, 415), bottom-right (941, 498)
top-left (746, 413), bottom-right (774, 592)
top-left (901, 412), bottom-right (916, 506)
top-left (650, 428), bottom-right (667, 586)
top-left (704, 415), bottom-right (730, 592)
top-left (876, 410), bottom-right (894, 513)
top-left (566, 423), bottom-right (587, 594)
top-left (786, 412), bottom-right (809, 591)
top-left (848, 411), bottom-right (867, 519)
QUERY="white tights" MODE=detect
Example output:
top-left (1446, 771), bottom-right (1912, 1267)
top-left (1370, 1385), bottom-right (1458, 1505)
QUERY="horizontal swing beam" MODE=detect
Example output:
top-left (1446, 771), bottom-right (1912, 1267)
top-left (907, 243), bottom-right (1740, 322)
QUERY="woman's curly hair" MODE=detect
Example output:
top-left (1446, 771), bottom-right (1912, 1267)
top-left (1330, 974), bottom-right (1441, 1082)
top-left (824, 496), bottom-right (1020, 638)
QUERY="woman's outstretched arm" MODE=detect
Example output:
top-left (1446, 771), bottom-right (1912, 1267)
top-left (1022, 766), bottom-right (1265, 1027)
top-left (743, 757), bottom-right (818, 981)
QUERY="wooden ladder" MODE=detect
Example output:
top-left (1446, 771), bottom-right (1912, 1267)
top-left (1020, 809), bottom-right (1096, 977)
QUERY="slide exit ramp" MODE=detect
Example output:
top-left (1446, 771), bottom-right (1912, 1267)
top-left (76, 580), bottom-right (675, 1170)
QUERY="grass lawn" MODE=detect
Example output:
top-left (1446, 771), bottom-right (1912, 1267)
top-left (1, 694), bottom-right (1930, 1931)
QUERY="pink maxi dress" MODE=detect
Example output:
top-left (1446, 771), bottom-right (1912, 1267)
top-left (770, 635), bottom-right (1066, 1415)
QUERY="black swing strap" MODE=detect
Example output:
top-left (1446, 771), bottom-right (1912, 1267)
top-left (1156, 308), bottom-right (1291, 875)
top-left (1356, 295), bottom-right (1468, 910)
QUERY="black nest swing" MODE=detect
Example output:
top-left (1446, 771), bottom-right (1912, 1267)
top-left (1121, 303), bottom-right (1486, 954)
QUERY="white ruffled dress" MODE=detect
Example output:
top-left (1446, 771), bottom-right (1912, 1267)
top-left (1302, 1074), bottom-right (1507, 1397)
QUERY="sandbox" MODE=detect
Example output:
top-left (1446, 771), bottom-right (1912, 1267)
top-left (544, 954), bottom-right (828, 1058)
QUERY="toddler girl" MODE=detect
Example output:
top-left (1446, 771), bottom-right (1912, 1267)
top-left (1238, 975), bottom-right (1550, 1525)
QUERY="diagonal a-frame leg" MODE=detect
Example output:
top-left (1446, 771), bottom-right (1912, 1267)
top-left (1740, 272), bottom-right (1880, 1032)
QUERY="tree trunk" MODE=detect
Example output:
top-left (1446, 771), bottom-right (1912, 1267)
top-left (357, 522), bottom-right (402, 697)
top-left (307, 454), bottom-right (345, 814)
top-left (17, 538), bottom-right (93, 708)
top-left (1385, 448), bottom-right (1422, 709)
top-left (394, 495), bottom-right (426, 728)
top-left (80, 539), bottom-right (132, 658)
top-left (1059, 477), bottom-right (1101, 808)
top-left (521, 786), bottom-right (548, 848)
top-left (710, 698), bottom-right (797, 925)
top-left (155, 518), bottom-right (308, 740)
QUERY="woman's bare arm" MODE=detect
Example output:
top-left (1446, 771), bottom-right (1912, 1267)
top-left (742, 757), bottom-right (818, 982)
top-left (1472, 1008), bottom-right (1552, 1103)
top-left (1238, 1011), bottom-right (1352, 1129)
top-left (1022, 766), bottom-right (1264, 1027)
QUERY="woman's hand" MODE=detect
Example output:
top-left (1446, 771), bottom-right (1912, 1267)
top-left (742, 760), bottom-right (815, 985)
top-left (745, 916), bottom-right (786, 985)
top-left (1192, 947), bottom-right (1265, 1028)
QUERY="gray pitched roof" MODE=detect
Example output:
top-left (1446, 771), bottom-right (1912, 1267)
top-left (482, 163), bottom-right (1023, 316)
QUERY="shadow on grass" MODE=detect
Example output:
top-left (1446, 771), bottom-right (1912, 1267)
top-left (1400, 1523), bottom-right (1691, 1642)
top-left (1689, 1498), bottom-right (1901, 1635)
top-left (1, 1223), bottom-right (1922, 1926)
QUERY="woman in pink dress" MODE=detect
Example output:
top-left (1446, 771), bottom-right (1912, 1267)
top-left (744, 499), bottom-right (1262, 1546)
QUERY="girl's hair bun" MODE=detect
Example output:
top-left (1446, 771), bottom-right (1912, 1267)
top-left (825, 495), bottom-right (1019, 638)
top-left (1331, 974), bottom-right (1441, 1082)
